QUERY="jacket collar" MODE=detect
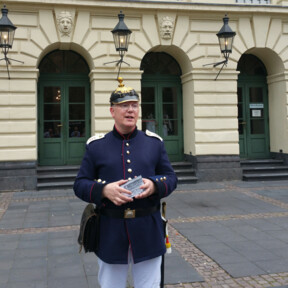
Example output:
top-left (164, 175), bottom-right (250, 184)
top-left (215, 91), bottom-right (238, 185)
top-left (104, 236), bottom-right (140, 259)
top-left (113, 125), bottom-right (138, 140)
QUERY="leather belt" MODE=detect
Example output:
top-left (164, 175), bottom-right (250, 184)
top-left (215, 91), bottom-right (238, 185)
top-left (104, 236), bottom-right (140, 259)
top-left (101, 206), bottom-right (159, 219)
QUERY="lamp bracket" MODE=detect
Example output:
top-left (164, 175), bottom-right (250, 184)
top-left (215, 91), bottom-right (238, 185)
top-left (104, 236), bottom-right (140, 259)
top-left (104, 55), bottom-right (130, 79)
top-left (104, 59), bottom-right (130, 67)
top-left (0, 54), bottom-right (24, 79)
top-left (203, 57), bottom-right (228, 80)
top-left (214, 62), bottom-right (226, 81)
top-left (203, 59), bottom-right (227, 68)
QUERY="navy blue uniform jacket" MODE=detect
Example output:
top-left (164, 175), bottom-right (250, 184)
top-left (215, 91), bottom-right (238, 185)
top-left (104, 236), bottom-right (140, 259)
top-left (74, 126), bottom-right (177, 264)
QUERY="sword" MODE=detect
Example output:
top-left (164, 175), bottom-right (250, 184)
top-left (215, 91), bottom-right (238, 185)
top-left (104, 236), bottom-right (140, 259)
top-left (160, 202), bottom-right (167, 288)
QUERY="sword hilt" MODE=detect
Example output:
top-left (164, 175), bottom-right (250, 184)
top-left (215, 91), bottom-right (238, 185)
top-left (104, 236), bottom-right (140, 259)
top-left (162, 202), bottom-right (166, 218)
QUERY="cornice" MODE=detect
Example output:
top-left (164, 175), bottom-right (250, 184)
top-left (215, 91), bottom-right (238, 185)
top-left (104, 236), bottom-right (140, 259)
top-left (4, 0), bottom-right (288, 16)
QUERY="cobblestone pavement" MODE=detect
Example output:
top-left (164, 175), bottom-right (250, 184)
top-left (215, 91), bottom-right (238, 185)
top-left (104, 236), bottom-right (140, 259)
top-left (1, 181), bottom-right (288, 288)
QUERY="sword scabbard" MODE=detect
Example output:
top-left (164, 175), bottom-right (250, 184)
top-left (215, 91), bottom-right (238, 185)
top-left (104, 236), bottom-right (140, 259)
top-left (162, 201), bottom-right (166, 219)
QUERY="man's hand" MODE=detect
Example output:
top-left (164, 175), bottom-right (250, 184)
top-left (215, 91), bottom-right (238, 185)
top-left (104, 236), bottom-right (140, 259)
top-left (102, 179), bottom-right (133, 206)
top-left (134, 178), bottom-right (156, 200)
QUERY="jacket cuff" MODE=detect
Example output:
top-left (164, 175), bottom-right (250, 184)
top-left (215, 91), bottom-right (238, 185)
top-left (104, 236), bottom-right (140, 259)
top-left (149, 176), bottom-right (168, 198)
top-left (90, 179), bottom-right (108, 206)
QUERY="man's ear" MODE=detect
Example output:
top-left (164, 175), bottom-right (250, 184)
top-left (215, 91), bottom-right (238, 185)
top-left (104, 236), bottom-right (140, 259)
top-left (110, 106), bottom-right (115, 118)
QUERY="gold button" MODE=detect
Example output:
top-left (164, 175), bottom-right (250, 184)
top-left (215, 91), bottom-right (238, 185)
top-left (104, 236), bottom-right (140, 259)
top-left (128, 168), bottom-right (132, 173)
top-left (102, 180), bottom-right (106, 184)
top-left (156, 178), bottom-right (159, 182)
top-left (127, 159), bottom-right (131, 164)
top-left (128, 177), bottom-right (132, 181)
top-left (164, 177), bottom-right (167, 180)
top-left (126, 150), bottom-right (130, 155)
top-left (97, 179), bottom-right (102, 183)
top-left (160, 177), bottom-right (163, 182)
top-left (126, 143), bottom-right (129, 147)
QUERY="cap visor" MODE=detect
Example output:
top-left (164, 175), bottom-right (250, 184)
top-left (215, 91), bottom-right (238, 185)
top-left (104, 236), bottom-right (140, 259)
top-left (112, 95), bottom-right (139, 104)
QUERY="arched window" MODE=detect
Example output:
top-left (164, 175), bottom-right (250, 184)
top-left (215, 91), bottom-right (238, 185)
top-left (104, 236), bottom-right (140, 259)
top-left (140, 52), bottom-right (183, 161)
top-left (237, 54), bottom-right (267, 76)
top-left (39, 50), bottom-right (89, 74)
top-left (140, 52), bottom-right (182, 75)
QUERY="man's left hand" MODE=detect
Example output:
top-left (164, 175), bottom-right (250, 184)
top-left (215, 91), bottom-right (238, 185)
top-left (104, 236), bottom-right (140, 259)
top-left (135, 178), bottom-right (156, 199)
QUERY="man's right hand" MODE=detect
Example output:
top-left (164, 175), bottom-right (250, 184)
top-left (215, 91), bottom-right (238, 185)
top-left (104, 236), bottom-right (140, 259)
top-left (102, 179), bottom-right (133, 206)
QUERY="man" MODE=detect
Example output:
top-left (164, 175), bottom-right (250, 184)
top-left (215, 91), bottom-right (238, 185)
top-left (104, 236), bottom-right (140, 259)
top-left (74, 77), bottom-right (177, 288)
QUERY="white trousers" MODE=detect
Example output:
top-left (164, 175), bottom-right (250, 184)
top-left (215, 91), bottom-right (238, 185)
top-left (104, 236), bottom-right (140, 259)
top-left (97, 248), bottom-right (162, 288)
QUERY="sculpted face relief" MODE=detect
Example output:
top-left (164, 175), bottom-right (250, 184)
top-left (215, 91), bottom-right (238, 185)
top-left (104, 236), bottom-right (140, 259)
top-left (57, 11), bottom-right (73, 37)
top-left (160, 16), bottom-right (174, 39)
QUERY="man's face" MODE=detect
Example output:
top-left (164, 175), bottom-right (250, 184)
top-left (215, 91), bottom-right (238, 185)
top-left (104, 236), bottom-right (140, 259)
top-left (110, 101), bottom-right (139, 134)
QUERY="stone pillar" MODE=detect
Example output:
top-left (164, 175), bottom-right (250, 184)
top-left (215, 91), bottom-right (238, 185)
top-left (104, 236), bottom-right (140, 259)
top-left (183, 69), bottom-right (242, 181)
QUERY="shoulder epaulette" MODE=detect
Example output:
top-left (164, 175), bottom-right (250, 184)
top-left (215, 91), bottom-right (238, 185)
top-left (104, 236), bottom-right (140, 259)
top-left (145, 130), bottom-right (163, 141)
top-left (86, 133), bottom-right (106, 145)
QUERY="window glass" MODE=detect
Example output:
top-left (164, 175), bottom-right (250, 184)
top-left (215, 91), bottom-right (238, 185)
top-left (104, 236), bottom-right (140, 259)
top-left (69, 87), bottom-right (86, 137)
top-left (237, 54), bottom-right (267, 76)
top-left (39, 50), bottom-right (89, 74)
top-left (141, 52), bottom-right (181, 75)
top-left (141, 87), bottom-right (156, 133)
top-left (162, 87), bottom-right (178, 136)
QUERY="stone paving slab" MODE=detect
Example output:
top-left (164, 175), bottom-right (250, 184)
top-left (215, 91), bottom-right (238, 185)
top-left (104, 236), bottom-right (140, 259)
top-left (173, 216), bottom-right (288, 278)
top-left (1, 181), bottom-right (288, 287)
top-left (0, 192), bottom-right (202, 287)
top-left (166, 189), bottom-right (287, 219)
top-left (0, 230), bottom-right (201, 288)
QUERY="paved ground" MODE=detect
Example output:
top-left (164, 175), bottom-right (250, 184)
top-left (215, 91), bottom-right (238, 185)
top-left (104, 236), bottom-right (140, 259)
top-left (1, 180), bottom-right (288, 287)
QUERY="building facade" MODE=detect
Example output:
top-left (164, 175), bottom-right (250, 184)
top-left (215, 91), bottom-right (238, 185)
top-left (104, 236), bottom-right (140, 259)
top-left (1, 0), bottom-right (288, 191)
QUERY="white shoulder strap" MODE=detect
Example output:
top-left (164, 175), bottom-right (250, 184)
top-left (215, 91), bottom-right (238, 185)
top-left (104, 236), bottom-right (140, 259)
top-left (86, 133), bottom-right (105, 145)
top-left (145, 130), bottom-right (163, 141)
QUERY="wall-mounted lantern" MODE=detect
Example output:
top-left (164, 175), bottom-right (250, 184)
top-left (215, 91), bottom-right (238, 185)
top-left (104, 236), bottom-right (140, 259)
top-left (0, 4), bottom-right (23, 79)
top-left (104, 11), bottom-right (132, 78)
top-left (204, 15), bottom-right (236, 80)
top-left (111, 11), bottom-right (132, 60)
top-left (217, 15), bottom-right (236, 63)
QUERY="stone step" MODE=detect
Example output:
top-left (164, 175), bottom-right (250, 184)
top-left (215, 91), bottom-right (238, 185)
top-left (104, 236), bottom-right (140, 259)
top-left (243, 166), bottom-right (288, 174)
top-left (240, 159), bottom-right (284, 167)
top-left (37, 181), bottom-right (74, 190)
top-left (172, 161), bottom-right (193, 169)
top-left (37, 173), bottom-right (76, 183)
top-left (37, 161), bottom-right (198, 190)
top-left (243, 172), bottom-right (288, 181)
top-left (37, 166), bottom-right (79, 175)
top-left (241, 159), bottom-right (288, 181)
top-left (174, 168), bottom-right (196, 176)
top-left (177, 175), bottom-right (198, 183)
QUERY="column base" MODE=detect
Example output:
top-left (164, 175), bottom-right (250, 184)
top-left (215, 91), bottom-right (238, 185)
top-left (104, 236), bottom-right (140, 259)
top-left (0, 161), bottom-right (37, 192)
top-left (185, 155), bottom-right (242, 182)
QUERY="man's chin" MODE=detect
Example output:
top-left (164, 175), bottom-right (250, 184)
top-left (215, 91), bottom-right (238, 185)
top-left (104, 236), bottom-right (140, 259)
top-left (124, 120), bottom-right (136, 126)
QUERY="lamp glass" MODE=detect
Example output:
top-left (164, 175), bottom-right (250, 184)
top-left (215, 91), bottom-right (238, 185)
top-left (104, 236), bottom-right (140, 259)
top-left (216, 15), bottom-right (236, 58)
top-left (218, 35), bottom-right (234, 54)
top-left (112, 32), bottom-right (131, 52)
top-left (0, 4), bottom-right (17, 49)
top-left (0, 29), bottom-right (15, 47)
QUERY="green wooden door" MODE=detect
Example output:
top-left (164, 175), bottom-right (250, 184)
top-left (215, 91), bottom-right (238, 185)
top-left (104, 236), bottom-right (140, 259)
top-left (141, 77), bottom-right (183, 162)
top-left (238, 77), bottom-right (269, 159)
top-left (38, 80), bottom-right (90, 165)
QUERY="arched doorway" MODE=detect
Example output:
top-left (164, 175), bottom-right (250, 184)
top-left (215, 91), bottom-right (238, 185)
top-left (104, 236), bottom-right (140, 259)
top-left (38, 50), bottom-right (90, 165)
top-left (237, 54), bottom-right (270, 159)
top-left (140, 52), bottom-right (183, 162)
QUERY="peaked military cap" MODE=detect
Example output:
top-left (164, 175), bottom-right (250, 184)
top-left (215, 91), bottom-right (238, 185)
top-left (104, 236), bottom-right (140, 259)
top-left (110, 77), bottom-right (139, 104)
